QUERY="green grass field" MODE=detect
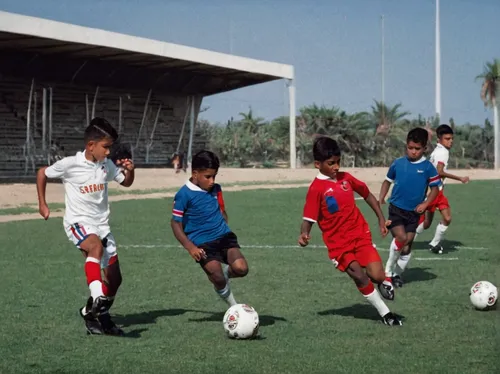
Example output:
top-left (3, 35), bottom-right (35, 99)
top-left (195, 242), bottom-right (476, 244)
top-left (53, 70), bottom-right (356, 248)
top-left (0, 181), bottom-right (499, 374)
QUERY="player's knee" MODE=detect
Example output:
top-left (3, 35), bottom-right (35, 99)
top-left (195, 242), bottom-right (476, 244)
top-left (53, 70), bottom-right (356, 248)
top-left (442, 216), bottom-right (451, 226)
top-left (395, 233), bottom-right (407, 244)
top-left (231, 262), bottom-right (249, 277)
top-left (370, 270), bottom-right (386, 284)
top-left (87, 243), bottom-right (104, 259)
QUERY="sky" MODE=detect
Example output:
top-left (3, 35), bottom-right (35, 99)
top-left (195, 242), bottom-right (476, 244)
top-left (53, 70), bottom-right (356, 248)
top-left (0, 0), bottom-right (498, 125)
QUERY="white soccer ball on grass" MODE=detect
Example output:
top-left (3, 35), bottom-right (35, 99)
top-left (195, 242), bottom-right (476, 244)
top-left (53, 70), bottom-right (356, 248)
top-left (470, 281), bottom-right (497, 310)
top-left (223, 303), bottom-right (260, 339)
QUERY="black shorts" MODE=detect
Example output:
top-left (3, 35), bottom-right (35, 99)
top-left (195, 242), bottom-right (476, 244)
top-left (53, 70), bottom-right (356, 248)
top-left (197, 232), bottom-right (240, 266)
top-left (387, 204), bottom-right (420, 233)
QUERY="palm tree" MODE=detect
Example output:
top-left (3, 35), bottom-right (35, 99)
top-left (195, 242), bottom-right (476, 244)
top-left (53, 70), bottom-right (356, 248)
top-left (370, 100), bottom-right (410, 134)
top-left (476, 58), bottom-right (500, 169)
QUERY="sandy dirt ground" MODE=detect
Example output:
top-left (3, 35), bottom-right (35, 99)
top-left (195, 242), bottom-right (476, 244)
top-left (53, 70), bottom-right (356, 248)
top-left (0, 167), bottom-right (498, 223)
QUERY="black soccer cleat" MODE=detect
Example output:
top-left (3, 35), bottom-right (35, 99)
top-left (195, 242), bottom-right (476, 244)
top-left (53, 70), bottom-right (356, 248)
top-left (429, 244), bottom-right (444, 254)
top-left (378, 280), bottom-right (395, 301)
top-left (80, 298), bottom-right (104, 335)
top-left (91, 295), bottom-right (110, 318)
top-left (382, 312), bottom-right (403, 326)
top-left (98, 313), bottom-right (125, 336)
top-left (392, 275), bottom-right (404, 288)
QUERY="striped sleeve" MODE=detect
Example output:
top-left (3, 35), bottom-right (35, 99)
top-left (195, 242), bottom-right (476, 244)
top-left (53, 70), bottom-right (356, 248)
top-left (172, 189), bottom-right (188, 222)
top-left (215, 184), bottom-right (226, 212)
top-left (426, 162), bottom-right (442, 187)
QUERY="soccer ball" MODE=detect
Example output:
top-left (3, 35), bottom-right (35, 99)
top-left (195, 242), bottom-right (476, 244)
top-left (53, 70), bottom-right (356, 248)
top-left (470, 281), bottom-right (498, 310)
top-left (223, 304), bottom-right (259, 339)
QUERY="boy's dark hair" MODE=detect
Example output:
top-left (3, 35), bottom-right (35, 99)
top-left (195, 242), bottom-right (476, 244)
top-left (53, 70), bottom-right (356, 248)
top-left (313, 136), bottom-right (341, 162)
top-left (406, 128), bottom-right (429, 147)
top-left (192, 150), bottom-right (220, 171)
top-left (436, 124), bottom-right (453, 138)
top-left (84, 117), bottom-right (118, 144)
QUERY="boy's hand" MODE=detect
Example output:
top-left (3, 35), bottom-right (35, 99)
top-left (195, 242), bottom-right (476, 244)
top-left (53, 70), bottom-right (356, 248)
top-left (415, 202), bottom-right (428, 214)
top-left (116, 158), bottom-right (135, 171)
top-left (298, 233), bottom-right (310, 247)
top-left (460, 176), bottom-right (470, 184)
top-left (379, 199), bottom-right (386, 205)
top-left (39, 203), bottom-right (50, 220)
top-left (379, 218), bottom-right (390, 237)
top-left (187, 246), bottom-right (207, 261)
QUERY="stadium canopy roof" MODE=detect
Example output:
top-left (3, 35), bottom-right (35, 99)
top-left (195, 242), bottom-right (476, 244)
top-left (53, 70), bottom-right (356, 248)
top-left (0, 11), bottom-right (294, 96)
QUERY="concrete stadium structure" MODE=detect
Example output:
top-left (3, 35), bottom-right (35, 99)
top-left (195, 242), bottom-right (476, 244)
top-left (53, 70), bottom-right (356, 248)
top-left (0, 11), bottom-right (295, 179)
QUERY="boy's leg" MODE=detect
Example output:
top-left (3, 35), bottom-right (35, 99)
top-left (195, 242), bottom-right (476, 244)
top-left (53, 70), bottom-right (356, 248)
top-left (226, 247), bottom-right (249, 279)
top-left (416, 211), bottom-right (434, 236)
top-left (385, 226), bottom-right (406, 279)
top-left (93, 233), bottom-right (124, 336)
top-left (429, 205), bottom-right (451, 254)
top-left (391, 208), bottom-right (419, 286)
top-left (343, 258), bottom-right (402, 326)
top-left (393, 232), bottom-right (416, 280)
top-left (201, 260), bottom-right (237, 306)
top-left (74, 230), bottom-right (109, 317)
top-left (385, 205), bottom-right (408, 280)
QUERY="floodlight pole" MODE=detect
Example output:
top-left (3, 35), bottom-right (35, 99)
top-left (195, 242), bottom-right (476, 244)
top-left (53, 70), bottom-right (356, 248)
top-left (187, 96), bottom-right (195, 169)
top-left (435, 0), bottom-right (441, 120)
top-left (287, 79), bottom-right (296, 169)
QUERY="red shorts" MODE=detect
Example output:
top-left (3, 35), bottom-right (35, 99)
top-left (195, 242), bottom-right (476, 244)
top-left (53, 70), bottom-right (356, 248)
top-left (427, 190), bottom-right (450, 213)
top-left (328, 236), bottom-right (382, 272)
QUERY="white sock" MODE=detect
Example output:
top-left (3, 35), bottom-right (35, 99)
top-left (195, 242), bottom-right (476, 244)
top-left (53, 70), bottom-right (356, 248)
top-left (215, 284), bottom-right (237, 306)
top-left (430, 223), bottom-right (448, 247)
top-left (89, 280), bottom-right (104, 300)
top-left (364, 289), bottom-right (390, 317)
top-left (416, 222), bottom-right (424, 235)
top-left (384, 239), bottom-right (400, 277)
top-left (394, 252), bottom-right (412, 276)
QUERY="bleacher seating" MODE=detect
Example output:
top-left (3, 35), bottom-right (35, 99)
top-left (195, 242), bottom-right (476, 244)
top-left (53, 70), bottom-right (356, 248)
top-left (0, 76), bottom-right (207, 179)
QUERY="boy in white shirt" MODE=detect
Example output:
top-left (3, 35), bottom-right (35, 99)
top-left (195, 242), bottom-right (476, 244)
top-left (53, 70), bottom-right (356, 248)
top-left (36, 117), bottom-right (135, 335)
top-left (414, 124), bottom-right (469, 256)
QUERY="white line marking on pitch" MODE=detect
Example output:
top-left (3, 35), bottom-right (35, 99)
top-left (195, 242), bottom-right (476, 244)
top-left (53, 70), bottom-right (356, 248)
top-left (121, 244), bottom-right (472, 260)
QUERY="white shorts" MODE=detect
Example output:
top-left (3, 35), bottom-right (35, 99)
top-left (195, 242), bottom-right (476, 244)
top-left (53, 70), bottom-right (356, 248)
top-left (64, 222), bottom-right (117, 269)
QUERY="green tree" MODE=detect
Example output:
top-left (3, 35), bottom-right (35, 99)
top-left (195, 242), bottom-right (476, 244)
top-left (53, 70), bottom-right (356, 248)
top-left (476, 58), bottom-right (499, 169)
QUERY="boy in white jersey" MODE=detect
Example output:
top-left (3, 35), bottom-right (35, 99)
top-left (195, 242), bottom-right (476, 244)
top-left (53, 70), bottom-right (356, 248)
top-left (415, 124), bottom-right (470, 255)
top-left (36, 118), bottom-right (135, 335)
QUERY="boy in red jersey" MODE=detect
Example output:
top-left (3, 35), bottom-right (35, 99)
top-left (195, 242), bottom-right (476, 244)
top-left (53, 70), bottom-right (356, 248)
top-left (298, 136), bottom-right (402, 326)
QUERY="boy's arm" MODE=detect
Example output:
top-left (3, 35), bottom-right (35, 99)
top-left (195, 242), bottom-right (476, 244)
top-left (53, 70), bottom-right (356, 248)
top-left (36, 167), bottom-right (50, 220)
top-left (436, 163), bottom-right (469, 184)
top-left (365, 192), bottom-right (390, 237)
top-left (170, 219), bottom-right (206, 261)
top-left (299, 220), bottom-right (314, 247)
top-left (299, 185), bottom-right (320, 247)
top-left (120, 168), bottom-right (135, 187)
top-left (416, 186), bottom-right (439, 213)
top-left (380, 161), bottom-right (396, 204)
top-left (379, 180), bottom-right (392, 205)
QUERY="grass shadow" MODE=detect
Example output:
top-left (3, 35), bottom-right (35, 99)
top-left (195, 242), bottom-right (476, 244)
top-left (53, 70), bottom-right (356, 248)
top-left (401, 266), bottom-right (438, 284)
top-left (317, 303), bottom-right (383, 321)
top-left (412, 239), bottom-right (463, 253)
top-left (188, 311), bottom-right (288, 327)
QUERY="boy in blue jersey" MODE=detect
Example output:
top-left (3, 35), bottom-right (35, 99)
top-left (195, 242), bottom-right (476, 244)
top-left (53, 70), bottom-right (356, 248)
top-left (171, 150), bottom-right (248, 306)
top-left (379, 128), bottom-right (441, 289)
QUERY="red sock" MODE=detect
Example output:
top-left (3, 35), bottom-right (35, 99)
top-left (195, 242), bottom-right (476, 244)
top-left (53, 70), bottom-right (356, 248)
top-left (357, 281), bottom-right (375, 296)
top-left (394, 240), bottom-right (405, 251)
top-left (84, 258), bottom-right (102, 285)
top-left (102, 282), bottom-right (109, 296)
